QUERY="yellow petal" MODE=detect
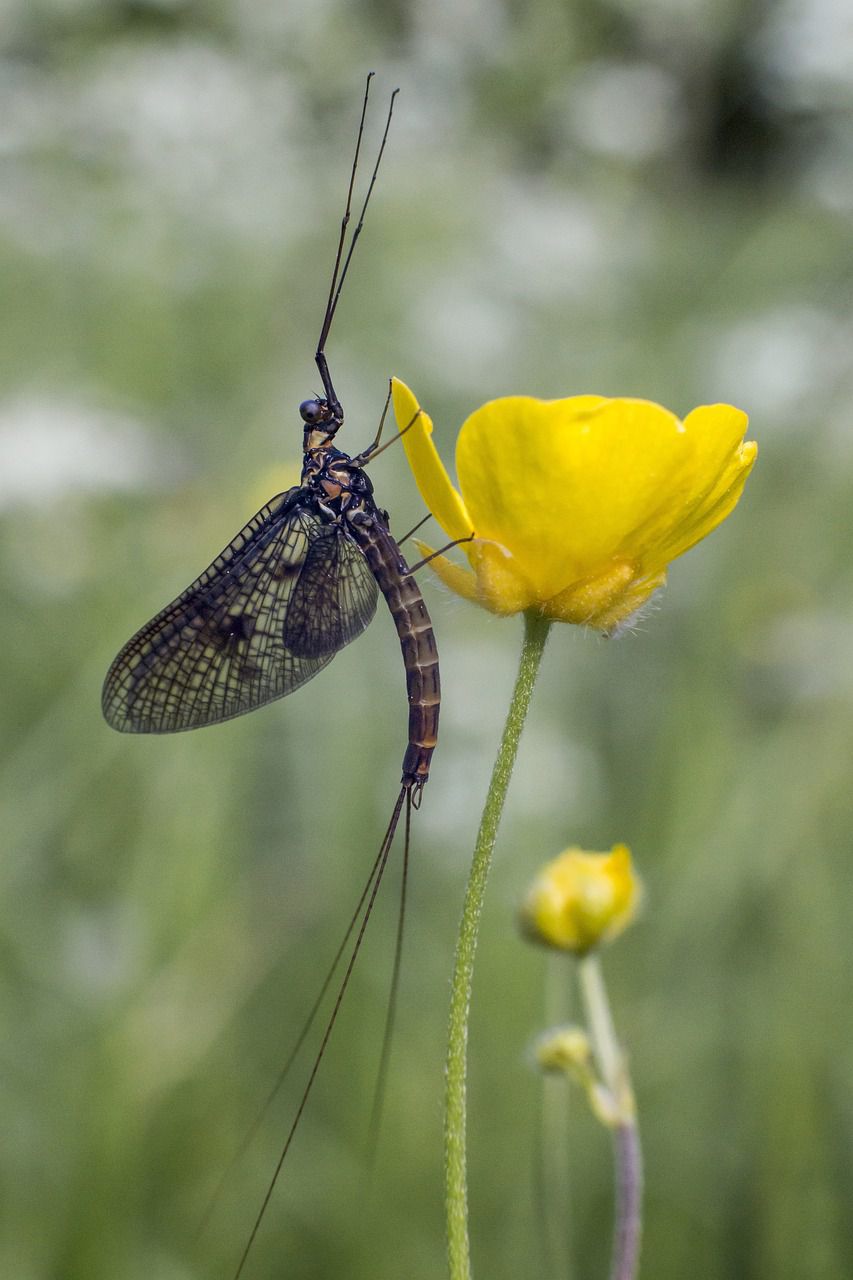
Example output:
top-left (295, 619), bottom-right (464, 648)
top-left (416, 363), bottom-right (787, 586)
top-left (645, 421), bottom-right (757, 568)
top-left (456, 396), bottom-right (693, 599)
top-left (655, 451), bottom-right (756, 568)
top-left (628, 406), bottom-right (755, 568)
top-left (411, 539), bottom-right (480, 603)
top-left (683, 403), bottom-right (751, 473)
top-left (413, 537), bottom-right (537, 614)
top-left (392, 378), bottom-right (474, 542)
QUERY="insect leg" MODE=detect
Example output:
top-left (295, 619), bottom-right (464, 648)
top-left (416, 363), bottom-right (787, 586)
top-left (395, 511), bottom-right (432, 548)
top-left (351, 379), bottom-right (393, 464)
top-left (353, 402), bottom-right (424, 467)
top-left (406, 533), bottom-right (476, 575)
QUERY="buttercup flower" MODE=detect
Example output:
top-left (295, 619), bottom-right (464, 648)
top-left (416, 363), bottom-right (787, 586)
top-left (392, 378), bottom-right (756, 632)
top-left (521, 844), bottom-right (641, 954)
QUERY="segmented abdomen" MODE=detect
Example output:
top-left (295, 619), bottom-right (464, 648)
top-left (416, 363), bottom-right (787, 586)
top-left (350, 521), bottom-right (439, 791)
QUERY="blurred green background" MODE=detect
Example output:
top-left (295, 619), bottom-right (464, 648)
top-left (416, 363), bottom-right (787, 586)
top-left (3, 1), bottom-right (853, 1277)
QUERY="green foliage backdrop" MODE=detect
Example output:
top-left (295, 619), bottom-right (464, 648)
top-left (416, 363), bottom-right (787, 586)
top-left (2, 1), bottom-right (852, 1277)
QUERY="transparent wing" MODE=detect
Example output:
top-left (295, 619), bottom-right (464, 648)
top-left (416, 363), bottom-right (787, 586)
top-left (283, 525), bottom-right (378, 659)
top-left (102, 490), bottom-right (368, 733)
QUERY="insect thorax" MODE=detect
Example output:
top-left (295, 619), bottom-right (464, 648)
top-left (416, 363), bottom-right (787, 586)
top-left (301, 445), bottom-right (377, 525)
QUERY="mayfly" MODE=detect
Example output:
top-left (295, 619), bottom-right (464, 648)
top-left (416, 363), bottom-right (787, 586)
top-left (102, 80), bottom-right (438, 804)
top-left (102, 76), bottom-right (446, 1273)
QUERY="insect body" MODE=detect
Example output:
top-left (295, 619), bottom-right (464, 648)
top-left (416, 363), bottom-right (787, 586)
top-left (101, 398), bottom-right (439, 799)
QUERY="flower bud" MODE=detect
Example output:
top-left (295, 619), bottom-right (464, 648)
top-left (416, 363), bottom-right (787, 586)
top-left (536, 1025), bottom-right (594, 1077)
top-left (535, 1025), bottom-right (622, 1126)
top-left (521, 844), bottom-right (641, 954)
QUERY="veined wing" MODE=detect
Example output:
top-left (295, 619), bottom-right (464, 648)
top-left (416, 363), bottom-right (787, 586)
top-left (284, 525), bottom-right (378, 659)
top-left (102, 490), bottom-right (368, 733)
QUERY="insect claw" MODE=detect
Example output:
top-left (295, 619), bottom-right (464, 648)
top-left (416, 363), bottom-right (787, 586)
top-left (407, 779), bottom-right (427, 810)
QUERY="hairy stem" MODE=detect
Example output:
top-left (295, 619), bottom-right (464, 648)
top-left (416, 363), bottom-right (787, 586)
top-left (445, 610), bottom-right (551, 1280)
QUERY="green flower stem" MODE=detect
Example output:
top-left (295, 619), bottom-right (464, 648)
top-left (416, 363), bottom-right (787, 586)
top-left (578, 954), bottom-right (643, 1280)
top-left (445, 609), bottom-right (551, 1280)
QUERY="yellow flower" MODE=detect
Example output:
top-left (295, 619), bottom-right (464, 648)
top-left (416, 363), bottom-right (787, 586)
top-left (521, 844), bottom-right (641, 954)
top-left (392, 378), bottom-right (756, 632)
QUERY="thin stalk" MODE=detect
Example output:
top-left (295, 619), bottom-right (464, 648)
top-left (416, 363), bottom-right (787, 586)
top-left (610, 1122), bottom-right (643, 1280)
top-left (578, 955), bottom-right (643, 1280)
top-left (445, 609), bottom-right (551, 1280)
top-left (537, 955), bottom-right (574, 1278)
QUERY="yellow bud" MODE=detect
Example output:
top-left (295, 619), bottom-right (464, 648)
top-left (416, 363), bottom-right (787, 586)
top-left (535, 1025), bottom-right (624, 1126)
top-left (536, 1025), bottom-right (594, 1077)
top-left (521, 844), bottom-right (641, 954)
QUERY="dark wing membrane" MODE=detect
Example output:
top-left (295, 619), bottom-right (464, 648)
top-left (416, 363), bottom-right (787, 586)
top-left (283, 525), bottom-right (378, 659)
top-left (102, 490), bottom-right (343, 733)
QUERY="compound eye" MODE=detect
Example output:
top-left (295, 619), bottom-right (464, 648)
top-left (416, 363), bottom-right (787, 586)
top-left (299, 399), bottom-right (324, 425)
